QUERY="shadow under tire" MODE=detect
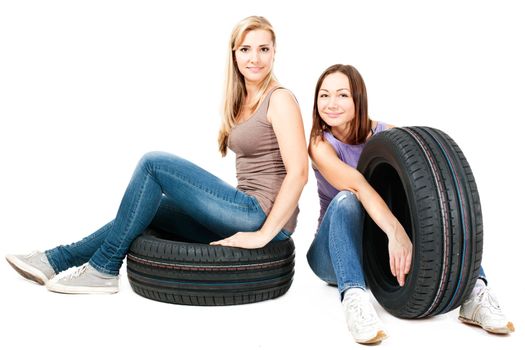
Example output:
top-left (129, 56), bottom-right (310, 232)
top-left (357, 126), bottom-right (483, 319)
top-left (126, 228), bottom-right (295, 306)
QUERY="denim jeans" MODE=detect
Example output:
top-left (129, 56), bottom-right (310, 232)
top-left (307, 191), bottom-right (366, 299)
top-left (306, 190), bottom-right (487, 300)
top-left (45, 152), bottom-right (291, 276)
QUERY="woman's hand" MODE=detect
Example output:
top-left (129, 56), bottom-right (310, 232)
top-left (210, 231), bottom-right (271, 249)
top-left (388, 222), bottom-right (413, 287)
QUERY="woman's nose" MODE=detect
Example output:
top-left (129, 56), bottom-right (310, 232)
top-left (327, 97), bottom-right (338, 109)
top-left (250, 52), bottom-right (259, 64)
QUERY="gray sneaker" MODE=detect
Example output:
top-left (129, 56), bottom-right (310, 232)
top-left (6, 251), bottom-right (56, 285)
top-left (46, 263), bottom-right (119, 294)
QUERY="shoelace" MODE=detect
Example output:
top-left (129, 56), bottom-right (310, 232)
top-left (345, 296), bottom-right (377, 327)
top-left (64, 264), bottom-right (89, 280)
top-left (39, 254), bottom-right (48, 264)
top-left (25, 251), bottom-right (39, 258)
top-left (476, 287), bottom-right (501, 311)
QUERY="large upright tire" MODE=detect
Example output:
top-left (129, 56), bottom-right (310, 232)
top-left (357, 126), bottom-right (483, 319)
top-left (127, 228), bottom-right (295, 306)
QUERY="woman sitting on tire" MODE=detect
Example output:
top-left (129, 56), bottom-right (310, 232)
top-left (306, 64), bottom-right (514, 344)
top-left (6, 16), bottom-right (308, 295)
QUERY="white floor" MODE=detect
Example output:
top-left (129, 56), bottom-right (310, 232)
top-left (2, 216), bottom-right (522, 350)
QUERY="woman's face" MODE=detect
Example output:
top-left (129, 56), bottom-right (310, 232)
top-left (235, 29), bottom-right (274, 85)
top-left (317, 72), bottom-right (355, 129)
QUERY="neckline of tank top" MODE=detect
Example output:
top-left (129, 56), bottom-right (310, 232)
top-left (232, 86), bottom-right (284, 128)
top-left (324, 121), bottom-right (382, 147)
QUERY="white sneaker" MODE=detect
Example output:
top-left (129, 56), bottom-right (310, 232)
top-left (459, 279), bottom-right (515, 334)
top-left (342, 288), bottom-right (388, 344)
top-left (47, 263), bottom-right (119, 294)
top-left (6, 251), bottom-right (56, 285)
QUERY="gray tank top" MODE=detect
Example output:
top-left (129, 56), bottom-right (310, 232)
top-left (228, 87), bottom-right (299, 233)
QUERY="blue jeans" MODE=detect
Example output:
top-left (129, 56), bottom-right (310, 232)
top-left (307, 191), bottom-right (366, 299)
top-left (306, 190), bottom-right (487, 300)
top-left (45, 152), bottom-right (291, 276)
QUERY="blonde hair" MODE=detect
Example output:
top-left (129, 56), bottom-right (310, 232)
top-left (218, 16), bottom-right (277, 156)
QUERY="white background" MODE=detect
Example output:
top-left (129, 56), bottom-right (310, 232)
top-left (0, 0), bottom-right (523, 349)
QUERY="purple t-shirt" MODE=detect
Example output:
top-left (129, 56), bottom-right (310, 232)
top-left (313, 122), bottom-right (388, 226)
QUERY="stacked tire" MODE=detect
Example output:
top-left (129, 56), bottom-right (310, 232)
top-left (357, 127), bottom-right (483, 319)
top-left (127, 228), bottom-right (295, 306)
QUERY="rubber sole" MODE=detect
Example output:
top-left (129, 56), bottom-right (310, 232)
top-left (46, 282), bottom-right (119, 294)
top-left (357, 330), bottom-right (388, 344)
top-left (458, 316), bottom-right (515, 334)
top-left (5, 255), bottom-right (48, 285)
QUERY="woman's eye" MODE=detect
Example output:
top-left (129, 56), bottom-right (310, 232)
top-left (340, 94), bottom-right (349, 98)
top-left (319, 94), bottom-right (328, 98)
top-left (239, 48), bottom-right (248, 53)
top-left (261, 47), bottom-right (269, 52)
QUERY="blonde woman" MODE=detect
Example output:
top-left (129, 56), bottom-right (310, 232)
top-left (6, 16), bottom-right (308, 295)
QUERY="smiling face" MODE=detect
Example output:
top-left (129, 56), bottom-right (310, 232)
top-left (234, 29), bottom-right (275, 85)
top-left (317, 71), bottom-right (355, 135)
top-left (310, 64), bottom-right (370, 145)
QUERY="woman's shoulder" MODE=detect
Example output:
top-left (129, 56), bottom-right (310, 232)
top-left (374, 120), bottom-right (395, 131)
top-left (308, 133), bottom-right (343, 172)
top-left (268, 86), bottom-right (297, 105)
top-left (266, 86), bottom-right (300, 124)
top-left (369, 121), bottom-right (395, 137)
top-left (309, 132), bottom-right (338, 156)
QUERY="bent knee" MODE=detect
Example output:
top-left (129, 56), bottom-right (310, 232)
top-left (139, 151), bottom-right (168, 164)
top-left (137, 151), bottom-right (174, 172)
top-left (332, 191), bottom-right (361, 212)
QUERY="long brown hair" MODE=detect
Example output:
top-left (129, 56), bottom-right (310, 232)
top-left (309, 64), bottom-right (372, 145)
top-left (218, 16), bottom-right (277, 157)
